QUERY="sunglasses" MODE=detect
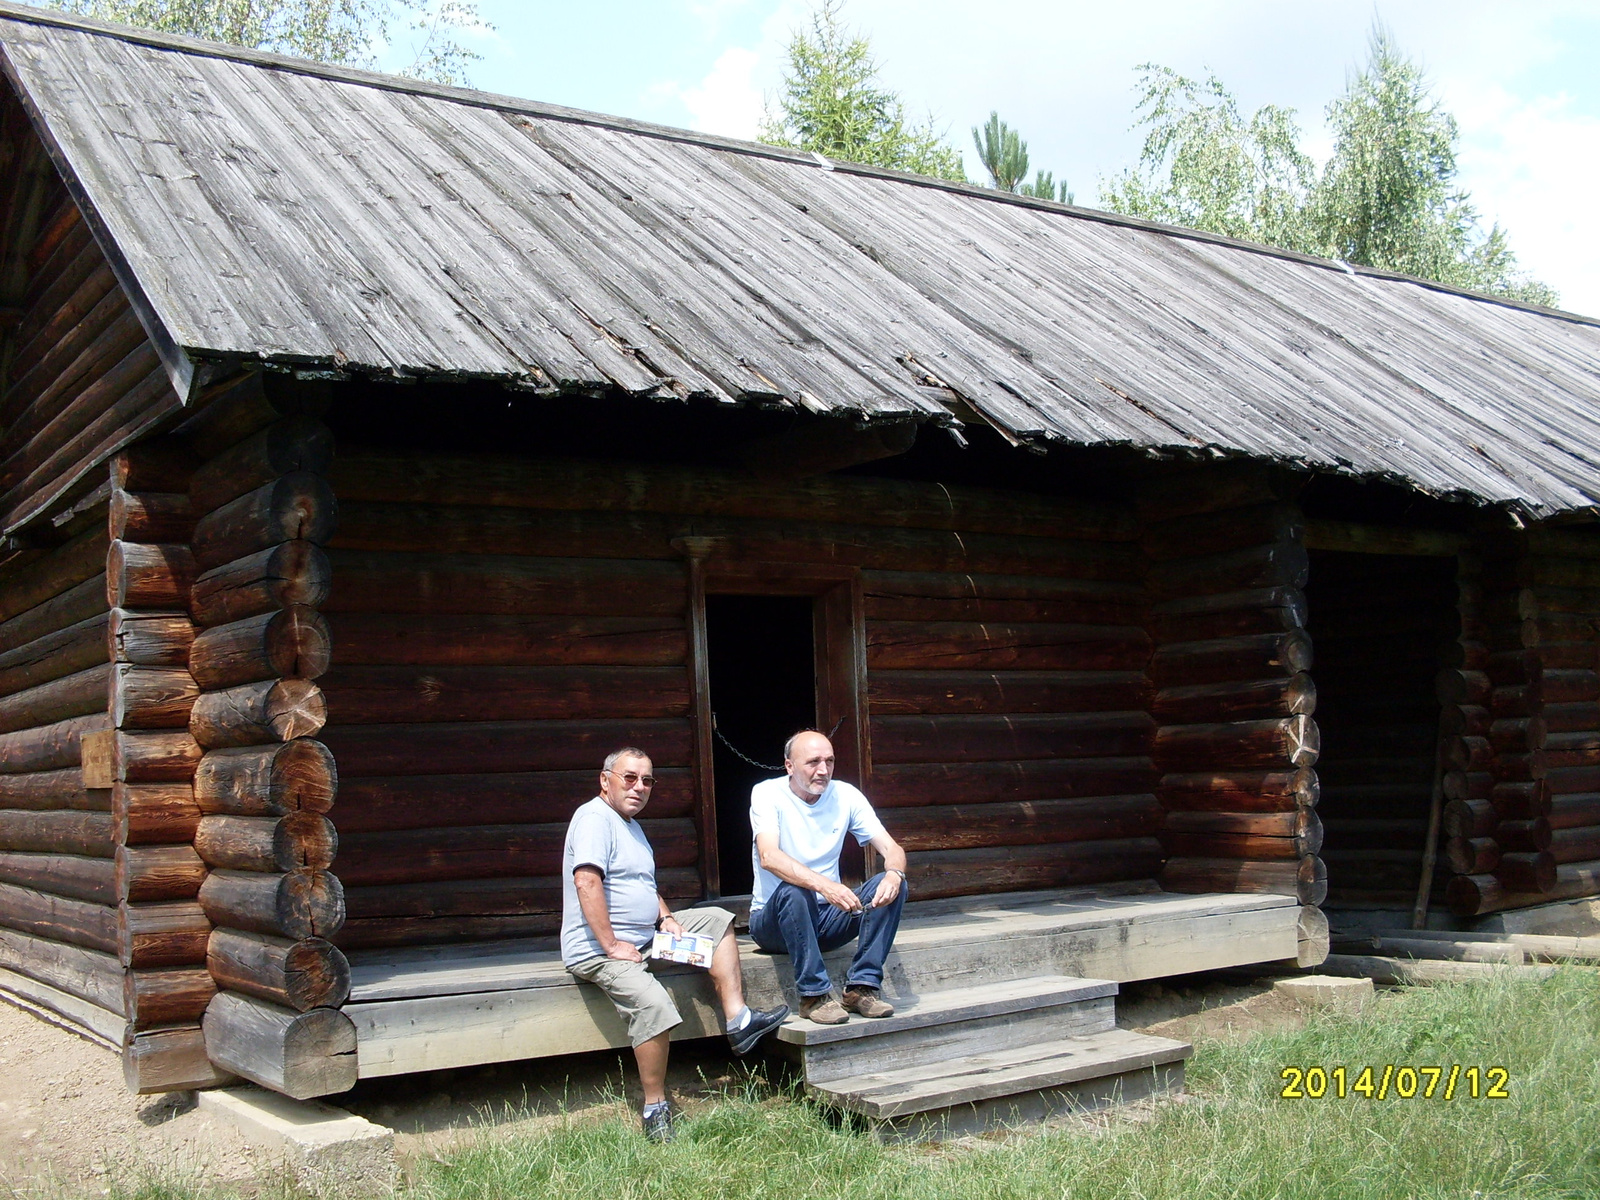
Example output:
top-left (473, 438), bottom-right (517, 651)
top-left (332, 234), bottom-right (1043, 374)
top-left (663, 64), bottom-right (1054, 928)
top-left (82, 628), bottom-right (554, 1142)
top-left (605, 768), bottom-right (656, 789)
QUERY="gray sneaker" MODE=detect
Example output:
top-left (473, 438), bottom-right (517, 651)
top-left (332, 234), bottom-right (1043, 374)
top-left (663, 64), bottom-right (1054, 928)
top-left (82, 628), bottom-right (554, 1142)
top-left (641, 1104), bottom-right (674, 1143)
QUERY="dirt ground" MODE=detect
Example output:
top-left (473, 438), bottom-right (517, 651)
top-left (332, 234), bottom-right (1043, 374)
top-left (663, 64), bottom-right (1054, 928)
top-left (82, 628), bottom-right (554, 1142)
top-left (0, 968), bottom-right (1332, 1195)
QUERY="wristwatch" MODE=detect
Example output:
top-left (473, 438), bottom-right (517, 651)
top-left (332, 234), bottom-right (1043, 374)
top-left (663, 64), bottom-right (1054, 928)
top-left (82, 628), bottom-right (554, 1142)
top-left (655, 913), bottom-right (670, 930)
top-left (888, 869), bottom-right (907, 880)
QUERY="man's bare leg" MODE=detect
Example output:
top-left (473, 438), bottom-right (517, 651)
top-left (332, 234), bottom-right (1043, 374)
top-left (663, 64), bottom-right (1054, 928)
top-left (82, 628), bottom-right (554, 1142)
top-left (707, 924), bottom-right (747, 1021)
top-left (634, 1032), bottom-right (670, 1106)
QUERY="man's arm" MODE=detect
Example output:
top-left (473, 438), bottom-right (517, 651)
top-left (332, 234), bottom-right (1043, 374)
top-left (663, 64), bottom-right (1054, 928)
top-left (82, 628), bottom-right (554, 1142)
top-left (573, 865), bottom-right (644, 962)
top-left (866, 831), bottom-right (907, 908)
top-left (755, 832), bottom-right (864, 912)
top-left (657, 893), bottom-right (682, 936)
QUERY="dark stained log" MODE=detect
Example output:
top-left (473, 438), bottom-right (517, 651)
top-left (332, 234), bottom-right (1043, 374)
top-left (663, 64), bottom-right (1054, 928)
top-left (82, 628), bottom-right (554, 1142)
top-left (1159, 767), bottom-right (1318, 812)
top-left (0, 528), bottom-right (106, 625)
top-left (0, 880), bottom-right (116, 951)
top-left (115, 844), bottom-right (206, 902)
top-left (0, 664), bottom-right (108, 735)
top-left (863, 571), bottom-right (1140, 627)
top-left (867, 670), bottom-right (1147, 718)
top-left (0, 808), bottom-right (111, 856)
top-left (1518, 557), bottom-right (1600, 590)
top-left (189, 607), bottom-right (331, 691)
top-left (1436, 669), bottom-right (1491, 706)
top-left (1550, 793), bottom-right (1600, 829)
top-left (1164, 809), bottom-right (1320, 837)
top-left (330, 451), bottom-right (1133, 543)
top-left (1548, 765), bottom-right (1600, 795)
top-left (1441, 736), bottom-right (1493, 772)
top-left (1147, 589), bottom-right (1307, 645)
top-left (1530, 613), bottom-right (1600, 645)
top-left (1153, 674), bottom-right (1315, 725)
top-left (109, 610), bottom-right (195, 667)
top-left (176, 372), bottom-right (332, 463)
top-left (1491, 684), bottom-right (1542, 719)
top-left (1148, 631), bottom-right (1312, 689)
top-left (195, 813), bottom-right (337, 872)
top-left (111, 666), bottom-right (199, 730)
top-left (123, 966), bottom-right (216, 1030)
top-left (112, 440), bottom-right (197, 494)
top-left (865, 621), bottom-right (1148, 672)
top-left (1442, 770), bottom-right (1494, 801)
top-left (110, 489), bottom-right (193, 544)
top-left (734, 417), bottom-right (918, 479)
top-left (1525, 528), bottom-right (1600, 559)
top-left (189, 415), bottom-right (334, 517)
top-left (197, 868), bottom-right (344, 940)
top-left (1142, 503), bottom-right (1304, 562)
top-left (0, 575), bottom-right (104, 658)
top-left (0, 613), bottom-right (107, 697)
top-left (1551, 826), bottom-right (1600, 864)
top-left (106, 542), bottom-right (195, 610)
top-left (319, 664), bottom-right (688, 725)
top-left (0, 850), bottom-right (113, 903)
top-left (0, 924), bottom-right (122, 1016)
top-left (113, 782), bottom-right (201, 845)
top-left (1536, 643), bottom-right (1596, 670)
top-left (328, 612), bottom-right (687, 668)
top-left (192, 471), bottom-right (338, 572)
top-left (0, 767), bottom-right (99, 812)
top-left (887, 794), bottom-right (1161, 851)
top-left (1161, 828), bottom-right (1322, 859)
top-left (1153, 715), bottom-right (1319, 770)
top-left (206, 929), bottom-right (350, 1011)
top-left (342, 875), bottom-right (561, 920)
top-left (1491, 780), bottom-right (1551, 819)
top-left (201, 991), bottom-right (356, 1100)
top-left (1487, 649), bottom-right (1542, 687)
top-left (190, 541), bottom-right (331, 628)
top-left (1444, 798), bottom-right (1498, 839)
top-left (1444, 836), bottom-right (1500, 874)
top-left (1149, 542), bottom-right (1309, 599)
top-left (1497, 817), bottom-right (1553, 852)
top-left (123, 1025), bottom-right (234, 1095)
top-left (195, 740), bottom-right (337, 817)
top-left (1439, 705), bottom-right (1491, 738)
top-left (1136, 465), bottom-right (1289, 522)
top-left (323, 550), bottom-right (684, 618)
top-left (1446, 873), bottom-right (1503, 917)
top-left (119, 900), bottom-right (210, 968)
top-left (907, 838), bottom-right (1164, 901)
top-left (9, 256), bottom-right (119, 407)
top-left (190, 679), bottom-right (326, 749)
top-left (114, 729), bottom-right (203, 783)
top-left (1492, 751), bottom-right (1548, 782)
top-left (1495, 851), bottom-right (1558, 893)
top-left (334, 817), bottom-right (696, 887)
top-left (335, 768), bottom-right (689, 833)
top-left (871, 712), bottom-right (1153, 765)
top-left (1161, 855), bottom-right (1327, 905)
top-left (1491, 717), bottom-right (1548, 754)
top-left (1302, 520), bottom-right (1464, 558)
top-left (321, 718), bottom-right (693, 777)
top-left (869, 758), bottom-right (1155, 807)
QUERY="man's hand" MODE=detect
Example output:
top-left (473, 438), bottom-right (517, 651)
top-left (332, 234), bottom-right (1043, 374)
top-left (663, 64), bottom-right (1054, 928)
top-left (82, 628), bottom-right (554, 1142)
top-left (869, 871), bottom-right (901, 909)
top-left (659, 915), bottom-right (683, 937)
top-left (604, 939), bottom-right (644, 963)
top-left (820, 879), bottom-right (864, 913)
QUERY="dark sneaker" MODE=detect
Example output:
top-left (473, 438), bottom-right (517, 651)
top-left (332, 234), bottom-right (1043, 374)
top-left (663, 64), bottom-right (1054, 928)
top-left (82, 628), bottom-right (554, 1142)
top-left (842, 986), bottom-right (895, 1018)
top-left (728, 1004), bottom-right (790, 1056)
top-left (641, 1104), bottom-right (674, 1144)
top-left (799, 994), bottom-right (848, 1025)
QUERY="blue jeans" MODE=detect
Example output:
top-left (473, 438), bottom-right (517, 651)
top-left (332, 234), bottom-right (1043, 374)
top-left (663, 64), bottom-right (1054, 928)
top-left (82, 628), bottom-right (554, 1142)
top-left (748, 873), bottom-right (907, 997)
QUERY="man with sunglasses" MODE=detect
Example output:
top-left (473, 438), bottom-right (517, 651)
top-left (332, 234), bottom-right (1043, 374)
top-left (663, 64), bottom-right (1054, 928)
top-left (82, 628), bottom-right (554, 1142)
top-left (562, 746), bottom-right (787, 1143)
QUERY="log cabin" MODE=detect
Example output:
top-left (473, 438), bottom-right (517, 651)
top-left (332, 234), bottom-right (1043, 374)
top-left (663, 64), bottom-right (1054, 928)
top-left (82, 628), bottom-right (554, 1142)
top-left (0, 3), bottom-right (1597, 1117)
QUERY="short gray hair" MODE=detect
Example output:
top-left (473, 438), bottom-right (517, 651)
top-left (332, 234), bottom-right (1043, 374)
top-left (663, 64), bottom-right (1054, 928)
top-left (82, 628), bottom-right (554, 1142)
top-left (783, 730), bottom-right (830, 762)
top-left (603, 747), bottom-right (650, 773)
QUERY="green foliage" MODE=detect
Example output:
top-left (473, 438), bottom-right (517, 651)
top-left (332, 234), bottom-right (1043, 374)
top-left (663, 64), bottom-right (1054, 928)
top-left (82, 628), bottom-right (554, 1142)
top-left (973, 111), bottom-right (1029, 191)
top-left (1018, 169), bottom-right (1073, 204)
top-left (1100, 29), bottom-right (1557, 306)
top-left (759, 1), bottom-right (965, 183)
top-left (40, 0), bottom-right (488, 85)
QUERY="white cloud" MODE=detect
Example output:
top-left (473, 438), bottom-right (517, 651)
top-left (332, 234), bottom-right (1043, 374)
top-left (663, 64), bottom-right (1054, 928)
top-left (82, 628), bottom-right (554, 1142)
top-left (681, 46), bottom-right (766, 138)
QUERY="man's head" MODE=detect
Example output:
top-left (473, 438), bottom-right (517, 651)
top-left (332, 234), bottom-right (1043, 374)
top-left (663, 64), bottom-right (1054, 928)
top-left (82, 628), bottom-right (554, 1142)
top-left (785, 731), bottom-right (835, 802)
top-left (599, 747), bottom-right (654, 820)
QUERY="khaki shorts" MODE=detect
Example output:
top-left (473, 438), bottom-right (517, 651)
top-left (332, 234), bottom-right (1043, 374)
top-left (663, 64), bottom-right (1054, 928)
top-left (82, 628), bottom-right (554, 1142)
top-left (567, 906), bottom-right (735, 1047)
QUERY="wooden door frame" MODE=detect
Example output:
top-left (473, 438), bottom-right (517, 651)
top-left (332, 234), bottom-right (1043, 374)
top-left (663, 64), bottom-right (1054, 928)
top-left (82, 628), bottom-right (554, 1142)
top-left (684, 556), bottom-right (869, 898)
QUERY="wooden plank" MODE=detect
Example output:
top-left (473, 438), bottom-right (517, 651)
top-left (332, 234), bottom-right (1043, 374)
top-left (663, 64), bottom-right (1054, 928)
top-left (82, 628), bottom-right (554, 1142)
top-left (123, 1025), bottom-right (235, 1095)
top-left (871, 758), bottom-right (1157, 807)
top-left (325, 612), bottom-right (686, 667)
top-left (887, 796), bottom-right (1161, 851)
top-left (318, 665), bottom-right (690, 724)
top-left (0, 923), bottom-right (123, 1013)
top-left (319, 718), bottom-right (692, 777)
top-left (866, 622), bottom-right (1148, 672)
top-left (0, 964), bottom-right (123, 1046)
top-left (870, 712), bottom-right (1152, 764)
top-left (868, 670), bottom-right (1147, 717)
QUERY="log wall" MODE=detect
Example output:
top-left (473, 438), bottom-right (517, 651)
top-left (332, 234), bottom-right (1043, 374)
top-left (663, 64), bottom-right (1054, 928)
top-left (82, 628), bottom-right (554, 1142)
top-left (1140, 468), bottom-right (1327, 906)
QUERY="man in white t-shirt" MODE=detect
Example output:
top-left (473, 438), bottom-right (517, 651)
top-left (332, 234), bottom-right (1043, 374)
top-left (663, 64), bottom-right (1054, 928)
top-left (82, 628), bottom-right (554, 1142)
top-left (747, 730), bottom-right (909, 1025)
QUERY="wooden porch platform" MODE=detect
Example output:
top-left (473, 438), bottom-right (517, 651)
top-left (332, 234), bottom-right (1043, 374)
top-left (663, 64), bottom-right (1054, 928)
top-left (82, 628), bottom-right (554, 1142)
top-left (343, 884), bottom-right (1312, 1080)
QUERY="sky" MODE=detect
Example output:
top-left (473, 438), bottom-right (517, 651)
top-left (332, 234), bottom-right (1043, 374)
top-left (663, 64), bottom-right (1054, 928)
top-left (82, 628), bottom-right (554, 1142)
top-left (431, 1), bottom-right (1600, 317)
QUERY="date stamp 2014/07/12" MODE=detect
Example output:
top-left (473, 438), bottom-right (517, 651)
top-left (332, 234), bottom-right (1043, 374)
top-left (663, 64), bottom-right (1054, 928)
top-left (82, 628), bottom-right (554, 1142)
top-left (1280, 1065), bottom-right (1510, 1099)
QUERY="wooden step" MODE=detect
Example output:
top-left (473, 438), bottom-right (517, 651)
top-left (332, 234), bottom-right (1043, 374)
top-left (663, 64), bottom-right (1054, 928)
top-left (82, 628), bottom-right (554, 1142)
top-left (811, 1027), bottom-right (1192, 1141)
top-left (773, 975), bottom-right (1117, 1085)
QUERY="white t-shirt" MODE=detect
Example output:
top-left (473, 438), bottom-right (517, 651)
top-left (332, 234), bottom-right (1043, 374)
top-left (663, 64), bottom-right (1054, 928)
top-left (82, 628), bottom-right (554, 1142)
top-left (748, 776), bottom-right (887, 916)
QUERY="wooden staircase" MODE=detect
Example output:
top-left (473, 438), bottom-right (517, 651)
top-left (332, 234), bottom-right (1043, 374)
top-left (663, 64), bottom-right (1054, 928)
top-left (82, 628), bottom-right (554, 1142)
top-left (770, 974), bottom-right (1191, 1140)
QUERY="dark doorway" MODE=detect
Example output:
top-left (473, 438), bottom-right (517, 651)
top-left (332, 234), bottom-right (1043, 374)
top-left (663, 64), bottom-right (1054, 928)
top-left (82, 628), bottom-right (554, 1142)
top-left (705, 594), bottom-right (817, 896)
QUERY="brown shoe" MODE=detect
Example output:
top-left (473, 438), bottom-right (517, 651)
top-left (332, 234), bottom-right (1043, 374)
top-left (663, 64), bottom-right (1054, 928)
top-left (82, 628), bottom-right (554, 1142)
top-left (799, 994), bottom-right (848, 1025)
top-left (842, 986), bottom-right (895, 1018)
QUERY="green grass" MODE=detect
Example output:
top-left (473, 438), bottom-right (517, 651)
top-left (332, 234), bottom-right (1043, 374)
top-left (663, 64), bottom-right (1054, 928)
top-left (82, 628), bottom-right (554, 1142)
top-left (71, 966), bottom-right (1600, 1200)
